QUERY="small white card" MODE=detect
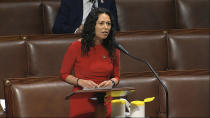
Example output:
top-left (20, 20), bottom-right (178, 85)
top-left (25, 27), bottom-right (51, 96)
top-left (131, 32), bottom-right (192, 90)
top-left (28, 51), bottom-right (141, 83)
top-left (0, 99), bottom-right (5, 111)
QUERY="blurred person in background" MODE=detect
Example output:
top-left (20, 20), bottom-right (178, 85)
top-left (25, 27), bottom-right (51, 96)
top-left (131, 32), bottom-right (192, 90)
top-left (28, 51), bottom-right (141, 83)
top-left (53, 0), bottom-right (119, 34)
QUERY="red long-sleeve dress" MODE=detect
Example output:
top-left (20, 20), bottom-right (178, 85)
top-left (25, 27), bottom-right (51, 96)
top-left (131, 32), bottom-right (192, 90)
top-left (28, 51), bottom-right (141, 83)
top-left (60, 41), bottom-right (120, 118)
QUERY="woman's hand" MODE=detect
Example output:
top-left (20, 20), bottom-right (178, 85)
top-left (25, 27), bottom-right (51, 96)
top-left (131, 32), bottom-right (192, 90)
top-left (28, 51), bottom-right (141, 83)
top-left (98, 80), bottom-right (113, 88)
top-left (78, 79), bottom-right (98, 88)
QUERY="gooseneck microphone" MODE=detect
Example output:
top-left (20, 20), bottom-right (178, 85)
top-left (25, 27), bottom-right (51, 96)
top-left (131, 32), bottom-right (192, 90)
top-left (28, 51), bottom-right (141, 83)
top-left (114, 42), bottom-right (169, 118)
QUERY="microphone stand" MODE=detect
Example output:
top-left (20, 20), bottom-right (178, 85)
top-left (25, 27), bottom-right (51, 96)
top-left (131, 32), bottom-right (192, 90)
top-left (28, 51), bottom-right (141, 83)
top-left (116, 43), bottom-right (169, 118)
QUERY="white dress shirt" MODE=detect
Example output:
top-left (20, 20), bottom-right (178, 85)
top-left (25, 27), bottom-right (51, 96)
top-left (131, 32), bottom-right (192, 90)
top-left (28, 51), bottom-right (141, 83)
top-left (82, 0), bottom-right (98, 25)
top-left (74, 0), bottom-right (98, 33)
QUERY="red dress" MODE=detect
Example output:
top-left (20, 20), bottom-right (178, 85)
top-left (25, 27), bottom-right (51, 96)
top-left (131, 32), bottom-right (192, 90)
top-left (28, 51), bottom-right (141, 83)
top-left (60, 41), bottom-right (120, 118)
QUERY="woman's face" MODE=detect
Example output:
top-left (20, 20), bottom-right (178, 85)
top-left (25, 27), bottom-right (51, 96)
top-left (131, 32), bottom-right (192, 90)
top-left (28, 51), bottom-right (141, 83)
top-left (94, 13), bottom-right (111, 42)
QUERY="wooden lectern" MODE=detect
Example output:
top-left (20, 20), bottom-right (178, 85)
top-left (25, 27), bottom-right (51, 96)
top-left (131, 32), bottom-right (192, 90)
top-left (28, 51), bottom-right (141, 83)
top-left (66, 87), bottom-right (135, 118)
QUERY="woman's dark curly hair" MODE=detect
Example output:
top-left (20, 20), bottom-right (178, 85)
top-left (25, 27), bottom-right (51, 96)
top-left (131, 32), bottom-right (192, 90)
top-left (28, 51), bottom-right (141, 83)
top-left (81, 8), bottom-right (116, 59)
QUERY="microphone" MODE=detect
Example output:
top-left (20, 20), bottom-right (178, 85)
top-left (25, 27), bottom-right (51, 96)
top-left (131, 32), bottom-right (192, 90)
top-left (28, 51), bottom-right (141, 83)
top-left (114, 42), bottom-right (129, 54)
top-left (114, 41), bottom-right (169, 118)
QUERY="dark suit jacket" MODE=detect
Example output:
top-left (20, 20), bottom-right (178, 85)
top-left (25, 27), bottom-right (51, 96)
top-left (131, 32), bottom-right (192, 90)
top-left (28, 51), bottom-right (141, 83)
top-left (52, 0), bottom-right (119, 34)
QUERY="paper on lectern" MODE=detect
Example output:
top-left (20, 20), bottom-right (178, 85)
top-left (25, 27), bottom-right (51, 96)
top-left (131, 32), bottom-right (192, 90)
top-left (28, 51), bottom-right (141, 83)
top-left (83, 86), bottom-right (112, 90)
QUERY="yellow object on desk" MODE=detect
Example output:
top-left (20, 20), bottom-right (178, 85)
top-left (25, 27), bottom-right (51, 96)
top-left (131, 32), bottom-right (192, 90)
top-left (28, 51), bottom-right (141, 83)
top-left (130, 97), bottom-right (155, 118)
top-left (111, 99), bottom-right (127, 117)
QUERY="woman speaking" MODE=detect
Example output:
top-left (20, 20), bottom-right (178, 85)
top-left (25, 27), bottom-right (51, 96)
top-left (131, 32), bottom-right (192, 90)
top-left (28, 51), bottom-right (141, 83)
top-left (60, 8), bottom-right (120, 118)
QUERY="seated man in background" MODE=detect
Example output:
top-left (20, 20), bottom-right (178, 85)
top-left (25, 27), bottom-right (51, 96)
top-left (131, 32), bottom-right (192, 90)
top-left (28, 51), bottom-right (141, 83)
top-left (52, 0), bottom-right (119, 34)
